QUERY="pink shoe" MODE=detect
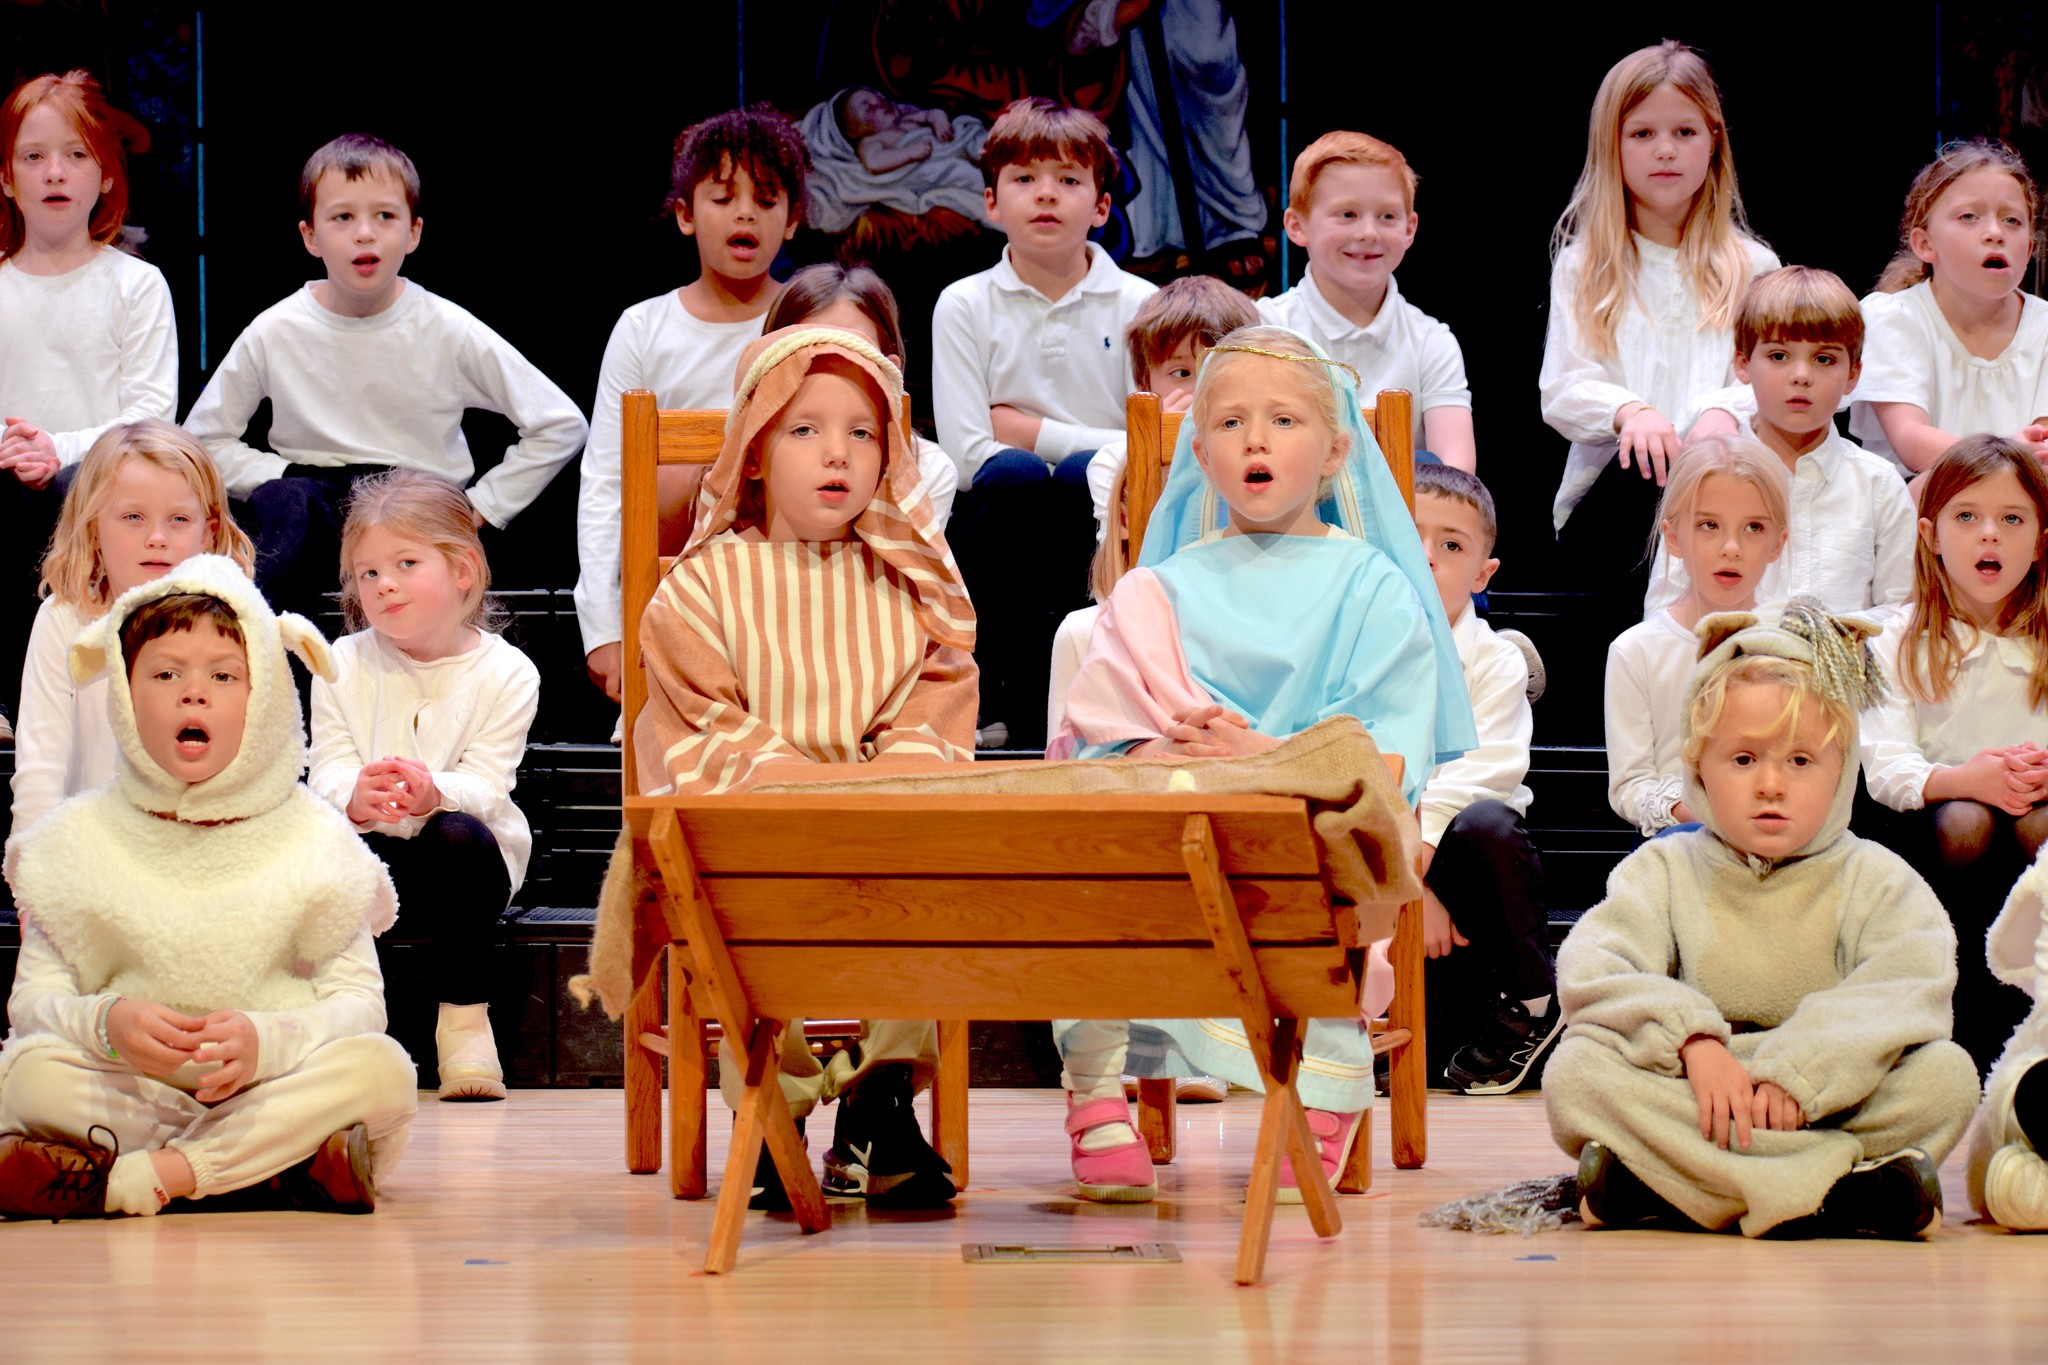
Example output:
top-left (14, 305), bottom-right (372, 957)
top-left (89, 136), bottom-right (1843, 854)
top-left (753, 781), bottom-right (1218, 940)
top-left (1065, 1094), bottom-right (1157, 1203)
top-left (1276, 1108), bottom-right (1362, 1205)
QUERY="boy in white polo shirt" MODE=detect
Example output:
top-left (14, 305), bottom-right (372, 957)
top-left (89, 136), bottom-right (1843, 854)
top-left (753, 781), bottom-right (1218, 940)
top-left (183, 134), bottom-right (587, 620)
top-left (1260, 130), bottom-right (1475, 471)
top-left (1411, 464), bottom-right (1556, 1094)
top-left (930, 97), bottom-right (1156, 748)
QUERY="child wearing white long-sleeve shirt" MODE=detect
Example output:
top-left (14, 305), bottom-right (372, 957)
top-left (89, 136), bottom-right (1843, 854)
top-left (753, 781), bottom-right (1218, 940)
top-left (1607, 437), bottom-right (1788, 835)
top-left (1541, 43), bottom-right (1776, 619)
top-left (1645, 268), bottom-right (1917, 619)
top-left (1410, 467), bottom-right (1553, 1094)
top-left (183, 134), bottom-right (585, 623)
top-left (308, 472), bottom-right (537, 1103)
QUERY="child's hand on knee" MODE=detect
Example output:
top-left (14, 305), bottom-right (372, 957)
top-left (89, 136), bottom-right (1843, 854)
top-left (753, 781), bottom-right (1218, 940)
top-left (1748, 1080), bottom-right (1805, 1134)
top-left (190, 1010), bottom-right (259, 1103)
top-left (107, 999), bottom-right (204, 1075)
top-left (1421, 887), bottom-right (1468, 959)
top-left (1680, 1035), bottom-right (1754, 1151)
top-left (1614, 403), bottom-right (1679, 483)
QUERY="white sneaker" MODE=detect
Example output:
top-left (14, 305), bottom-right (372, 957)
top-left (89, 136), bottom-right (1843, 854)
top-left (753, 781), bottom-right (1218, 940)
top-left (1984, 1143), bottom-right (2048, 1230)
top-left (436, 1004), bottom-right (507, 1101)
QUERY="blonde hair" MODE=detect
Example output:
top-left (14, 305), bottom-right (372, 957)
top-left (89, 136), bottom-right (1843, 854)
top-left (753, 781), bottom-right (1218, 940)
top-left (1287, 129), bottom-right (1418, 215)
top-left (1875, 139), bottom-right (2041, 294)
top-left (1902, 435), bottom-right (2048, 708)
top-left (1089, 460), bottom-right (1131, 603)
top-left (1191, 325), bottom-right (1345, 433)
top-left (1651, 433), bottom-right (1790, 568)
top-left (40, 420), bottom-right (254, 611)
top-left (338, 470), bottom-right (496, 633)
top-left (1552, 41), bottom-right (1759, 359)
top-left (1682, 654), bottom-right (1851, 768)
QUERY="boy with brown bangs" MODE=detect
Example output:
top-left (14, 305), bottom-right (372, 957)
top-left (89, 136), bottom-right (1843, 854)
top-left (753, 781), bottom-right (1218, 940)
top-left (1260, 130), bottom-right (1474, 470)
top-left (577, 106), bottom-right (811, 704)
top-left (1648, 266), bottom-right (1916, 616)
top-left (932, 96), bottom-right (1155, 749)
top-left (1083, 274), bottom-right (1259, 545)
top-left (184, 134), bottom-right (588, 622)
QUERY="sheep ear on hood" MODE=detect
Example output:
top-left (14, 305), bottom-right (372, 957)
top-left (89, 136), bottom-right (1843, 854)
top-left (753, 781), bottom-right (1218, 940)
top-left (1693, 611), bottom-right (1758, 661)
top-left (277, 613), bottom-right (336, 683)
top-left (68, 613), bottom-right (120, 687)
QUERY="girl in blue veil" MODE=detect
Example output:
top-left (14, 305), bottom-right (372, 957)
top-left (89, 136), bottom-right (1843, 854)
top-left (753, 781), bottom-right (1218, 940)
top-left (1050, 325), bottom-right (1475, 1203)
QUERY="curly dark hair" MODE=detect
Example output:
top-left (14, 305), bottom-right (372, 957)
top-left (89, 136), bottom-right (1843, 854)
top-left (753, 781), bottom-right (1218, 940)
top-left (663, 104), bottom-right (809, 221)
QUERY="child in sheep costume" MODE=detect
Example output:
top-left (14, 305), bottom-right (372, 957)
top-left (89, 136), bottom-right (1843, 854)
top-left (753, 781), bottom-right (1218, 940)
top-left (1969, 849), bottom-right (2048, 1229)
top-left (0, 554), bottom-right (416, 1220)
top-left (1544, 600), bottom-right (1980, 1238)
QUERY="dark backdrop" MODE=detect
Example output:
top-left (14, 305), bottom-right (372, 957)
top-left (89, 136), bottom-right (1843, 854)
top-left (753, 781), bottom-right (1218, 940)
top-left (3, 3), bottom-right (2003, 670)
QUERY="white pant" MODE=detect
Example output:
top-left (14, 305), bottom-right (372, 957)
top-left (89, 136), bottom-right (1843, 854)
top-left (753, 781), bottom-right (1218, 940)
top-left (0, 1035), bottom-right (418, 1198)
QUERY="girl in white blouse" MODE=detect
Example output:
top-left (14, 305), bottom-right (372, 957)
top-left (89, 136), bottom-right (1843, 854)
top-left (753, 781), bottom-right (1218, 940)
top-left (1860, 436), bottom-right (2048, 1071)
top-left (308, 471), bottom-right (539, 1103)
top-left (1850, 141), bottom-right (2048, 478)
top-left (1540, 42), bottom-right (1776, 609)
top-left (1605, 436), bottom-right (1787, 836)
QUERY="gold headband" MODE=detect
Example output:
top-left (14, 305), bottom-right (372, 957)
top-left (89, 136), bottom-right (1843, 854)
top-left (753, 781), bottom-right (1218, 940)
top-left (1205, 344), bottom-right (1361, 389)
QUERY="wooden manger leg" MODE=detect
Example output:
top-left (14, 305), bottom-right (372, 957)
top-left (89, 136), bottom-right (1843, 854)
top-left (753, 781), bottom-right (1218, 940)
top-left (706, 1019), bottom-right (831, 1275)
top-left (1137, 1078), bottom-right (1176, 1164)
top-left (1180, 815), bottom-right (1344, 1286)
top-left (624, 949), bottom-right (664, 1175)
top-left (668, 951), bottom-right (707, 1199)
top-left (933, 1019), bottom-right (971, 1188)
top-left (1388, 895), bottom-right (1429, 1169)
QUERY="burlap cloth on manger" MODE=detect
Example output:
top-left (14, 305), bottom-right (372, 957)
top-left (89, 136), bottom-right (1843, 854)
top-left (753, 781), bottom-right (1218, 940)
top-left (568, 715), bottom-right (1419, 1019)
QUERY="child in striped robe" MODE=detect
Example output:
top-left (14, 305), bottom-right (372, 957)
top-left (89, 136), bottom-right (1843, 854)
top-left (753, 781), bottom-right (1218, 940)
top-left (632, 326), bottom-right (976, 1209)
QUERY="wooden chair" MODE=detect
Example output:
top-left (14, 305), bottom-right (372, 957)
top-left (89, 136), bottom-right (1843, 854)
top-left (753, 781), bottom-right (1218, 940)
top-left (1119, 389), bottom-right (1427, 1190)
top-left (625, 780), bottom-right (1406, 1282)
top-left (615, 388), bottom-right (970, 1198)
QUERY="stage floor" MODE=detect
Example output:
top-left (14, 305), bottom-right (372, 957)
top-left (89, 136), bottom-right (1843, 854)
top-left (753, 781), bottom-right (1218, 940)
top-left (6, 1088), bottom-right (2047, 1361)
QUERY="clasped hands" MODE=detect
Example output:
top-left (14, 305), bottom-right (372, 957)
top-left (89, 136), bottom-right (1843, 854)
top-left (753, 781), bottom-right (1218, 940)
top-left (107, 998), bottom-right (259, 1103)
top-left (1680, 1035), bottom-right (1805, 1151)
top-left (1133, 703), bottom-right (1280, 760)
top-left (347, 756), bottom-right (440, 824)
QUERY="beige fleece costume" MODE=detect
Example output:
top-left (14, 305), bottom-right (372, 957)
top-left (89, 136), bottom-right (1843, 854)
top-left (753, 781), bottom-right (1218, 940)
top-left (1545, 605), bottom-right (1980, 1235)
top-left (0, 555), bottom-right (416, 1201)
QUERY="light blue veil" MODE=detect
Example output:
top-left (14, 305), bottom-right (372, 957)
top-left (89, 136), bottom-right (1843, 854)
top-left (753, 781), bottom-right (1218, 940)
top-left (1133, 330), bottom-right (1478, 767)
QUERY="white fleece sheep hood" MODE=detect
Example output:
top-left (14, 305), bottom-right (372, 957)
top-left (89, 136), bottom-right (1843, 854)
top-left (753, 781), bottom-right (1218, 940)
top-left (3, 555), bottom-right (397, 1016)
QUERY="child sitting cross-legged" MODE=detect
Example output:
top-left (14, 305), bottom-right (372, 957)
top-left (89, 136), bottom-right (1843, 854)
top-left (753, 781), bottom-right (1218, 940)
top-left (1409, 465), bottom-right (1556, 1094)
top-left (1048, 323), bottom-right (1474, 1203)
top-left (1548, 600), bottom-right (1981, 1238)
top-left (633, 327), bottom-right (977, 1209)
top-left (0, 555), bottom-right (415, 1220)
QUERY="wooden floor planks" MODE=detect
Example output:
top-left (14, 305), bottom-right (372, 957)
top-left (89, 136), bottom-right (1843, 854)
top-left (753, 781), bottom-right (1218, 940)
top-left (5, 1088), bottom-right (2047, 1361)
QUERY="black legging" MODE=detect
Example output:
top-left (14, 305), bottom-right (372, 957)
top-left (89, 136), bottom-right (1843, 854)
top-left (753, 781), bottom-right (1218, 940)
top-left (365, 811), bottom-right (511, 1005)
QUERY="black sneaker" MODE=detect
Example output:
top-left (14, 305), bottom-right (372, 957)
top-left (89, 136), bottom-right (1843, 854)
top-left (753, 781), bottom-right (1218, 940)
top-left (1576, 1140), bottom-right (1692, 1229)
top-left (822, 1063), bottom-right (956, 1208)
top-left (747, 1116), bottom-right (804, 1212)
top-left (1445, 996), bottom-right (1563, 1095)
top-left (1813, 1149), bottom-right (1943, 1239)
